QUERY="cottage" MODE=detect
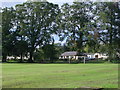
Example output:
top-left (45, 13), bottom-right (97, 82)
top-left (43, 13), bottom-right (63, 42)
top-left (7, 56), bottom-right (28, 60)
top-left (59, 51), bottom-right (108, 61)
top-left (94, 53), bottom-right (108, 59)
top-left (85, 53), bottom-right (108, 60)
top-left (59, 51), bottom-right (87, 60)
top-left (86, 53), bottom-right (95, 60)
top-left (59, 51), bottom-right (87, 63)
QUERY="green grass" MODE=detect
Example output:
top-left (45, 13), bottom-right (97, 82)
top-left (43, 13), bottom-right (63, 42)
top-left (2, 63), bottom-right (118, 88)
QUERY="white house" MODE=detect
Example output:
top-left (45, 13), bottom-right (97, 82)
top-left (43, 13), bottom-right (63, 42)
top-left (7, 56), bottom-right (29, 60)
top-left (94, 53), bottom-right (108, 59)
top-left (59, 51), bottom-right (87, 60)
top-left (59, 52), bottom-right (108, 60)
top-left (86, 53), bottom-right (95, 59)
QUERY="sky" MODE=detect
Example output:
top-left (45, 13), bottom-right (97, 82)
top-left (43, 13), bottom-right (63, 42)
top-left (1, 0), bottom-right (74, 8)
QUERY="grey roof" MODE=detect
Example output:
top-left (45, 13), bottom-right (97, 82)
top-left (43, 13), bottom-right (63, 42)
top-left (61, 51), bottom-right (87, 56)
top-left (61, 51), bottom-right (78, 56)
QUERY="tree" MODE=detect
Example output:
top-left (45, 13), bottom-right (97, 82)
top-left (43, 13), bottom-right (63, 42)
top-left (96, 2), bottom-right (120, 60)
top-left (59, 2), bottom-right (90, 53)
top-left (42, 44), bottom-right (57, 62)
top-left (2, 7), bottom-right (15, 62)
top-left (33, 48), bottom-right (44, 62)
top-left (15, 1), bottom-right (60, 62)
top-left (85, 2), bottom-right (120, 61)
top-left (13, 40), bottom-right (28, 62)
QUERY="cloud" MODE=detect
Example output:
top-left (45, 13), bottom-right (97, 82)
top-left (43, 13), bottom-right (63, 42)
top-left (1, 0), bottom-right (26, 2)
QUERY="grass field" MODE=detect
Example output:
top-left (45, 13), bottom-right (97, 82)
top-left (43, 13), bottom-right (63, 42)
top-left (2, 63), bottom-right (118, 88)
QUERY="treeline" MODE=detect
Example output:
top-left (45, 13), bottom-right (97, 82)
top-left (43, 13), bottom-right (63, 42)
top-left (1, 1), bottom-right (120, 63)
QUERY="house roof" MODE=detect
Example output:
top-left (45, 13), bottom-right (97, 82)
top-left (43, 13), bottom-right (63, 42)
top-left (61, 51), bottom-right (87, 56)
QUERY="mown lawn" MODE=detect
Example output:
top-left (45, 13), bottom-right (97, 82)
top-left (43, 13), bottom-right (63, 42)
top-left (2, 63), bottom-right (118, 88)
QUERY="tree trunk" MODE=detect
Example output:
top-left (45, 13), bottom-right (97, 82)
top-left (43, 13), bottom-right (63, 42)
top-left (28, 51), bottom-right (34, 63)
top-left (108, 25), bottom-right (113, 61)
top-left (2, 53), bottom-right (7, 62)
top-left (77, 32), bottom-right (83, 52)
top-left (108, 47), bottom-right (113, 62)
top-left (20, 53), bottom-right (23, 63)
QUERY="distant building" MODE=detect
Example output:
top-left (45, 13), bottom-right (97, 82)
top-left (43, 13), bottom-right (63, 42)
top-left (94, 53), bottom-right (108, 59)
top-left (59, 51), bottom-right (87, 60)
top-left (86, 53), bottom-right (95, 59)
top-left (7, 56), bottom-right (29, 60)
top-left (59, 51), bottom-right (108, 60)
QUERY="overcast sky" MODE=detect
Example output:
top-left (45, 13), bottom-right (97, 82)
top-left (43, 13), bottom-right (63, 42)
top-left (1, 0), bottom-right (117, 7)
top-left (1, 0), bottom-right (74, 7)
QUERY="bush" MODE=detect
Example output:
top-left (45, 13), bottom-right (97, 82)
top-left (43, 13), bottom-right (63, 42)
top-left (7, 59), bottom-right (19, 63)
top-left (85, 60), bottom-right (106, 63)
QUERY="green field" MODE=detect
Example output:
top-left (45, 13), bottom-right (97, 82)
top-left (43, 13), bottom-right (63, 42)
top-left (2, 63), bottom-right (118, 88)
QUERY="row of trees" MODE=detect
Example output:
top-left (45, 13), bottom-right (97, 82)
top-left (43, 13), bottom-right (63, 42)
top-left (2, 1), bottom-right (120, 63)
top-left (59, 2), bottom-right (120, 61)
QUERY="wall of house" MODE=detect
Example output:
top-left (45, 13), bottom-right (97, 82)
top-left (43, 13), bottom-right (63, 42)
top-left (59, 53), bottom-right (108, 60)
top-left (94, 53), bottom-right (108, 59)
top-left (7, 56), bottom-right (29, 60)
top-left (59, 56), bottom-right (79, 60)
top-left (86, 53), bottom-right (108, 60)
